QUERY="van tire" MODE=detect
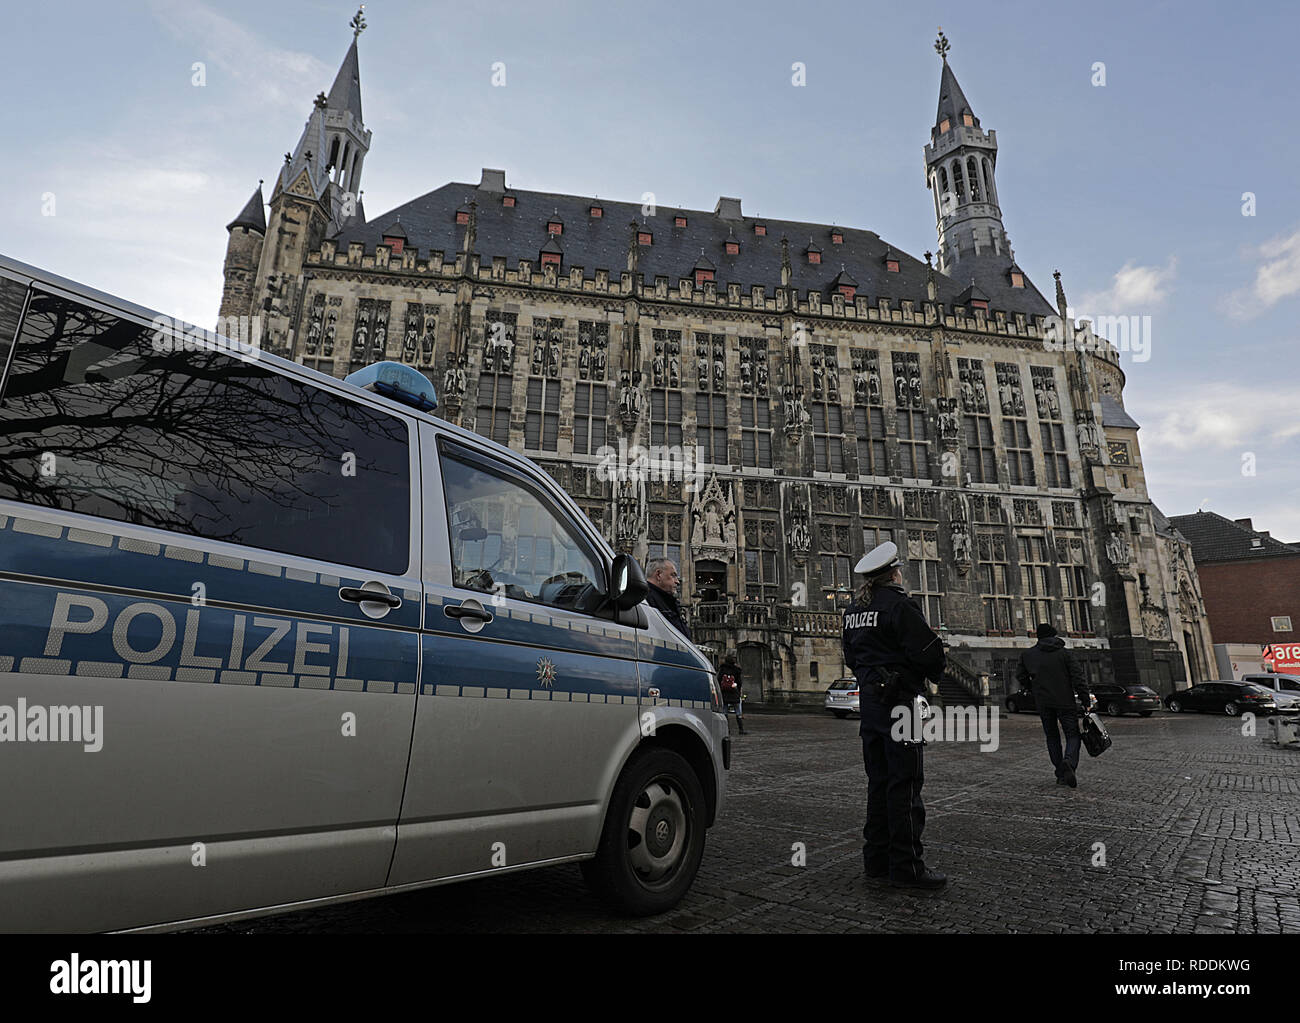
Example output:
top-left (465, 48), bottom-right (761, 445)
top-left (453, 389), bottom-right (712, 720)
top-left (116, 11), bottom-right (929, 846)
top-left (581, 746), bottom-right (707, 916)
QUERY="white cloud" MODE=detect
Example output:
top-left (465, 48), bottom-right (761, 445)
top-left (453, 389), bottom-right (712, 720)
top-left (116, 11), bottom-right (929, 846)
top-left (1078, 257), bottom-right (1177, 313)
top-left (1140, 384), bottom-right (1300, 453)
top-left (1222, 228), bottom-right (1300, 319)
top-left (147, 0), bottom-right (332, 111)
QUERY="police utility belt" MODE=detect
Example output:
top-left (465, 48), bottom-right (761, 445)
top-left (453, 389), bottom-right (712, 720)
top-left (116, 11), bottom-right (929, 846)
top-left (867, 666), bottom-right (916, 706)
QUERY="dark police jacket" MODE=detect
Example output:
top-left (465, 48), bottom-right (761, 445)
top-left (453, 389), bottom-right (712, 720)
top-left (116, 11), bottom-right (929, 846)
top-left (646, 583), bottom-right (691, 641)
top-left (1015, 636), bottom-right (1090, 711)
top-left (841, 583), bottom-right (946, 698)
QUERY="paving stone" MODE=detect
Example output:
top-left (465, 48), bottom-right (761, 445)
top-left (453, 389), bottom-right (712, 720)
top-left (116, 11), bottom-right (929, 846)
top-left (192, 711), bottom-right (1300, 934)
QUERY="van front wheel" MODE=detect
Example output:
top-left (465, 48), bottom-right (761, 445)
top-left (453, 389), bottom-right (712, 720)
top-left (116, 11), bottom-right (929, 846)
top-left (581, 746), bottom-right (707, 916)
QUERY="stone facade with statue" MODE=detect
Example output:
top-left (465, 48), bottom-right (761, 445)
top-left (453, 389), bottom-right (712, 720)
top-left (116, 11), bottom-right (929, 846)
top-left (218, 19), bottom-right (1214, 702)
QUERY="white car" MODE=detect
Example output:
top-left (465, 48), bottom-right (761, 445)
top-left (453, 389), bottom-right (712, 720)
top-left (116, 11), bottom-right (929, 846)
top-left (825, 678), bottom-right (860, 718)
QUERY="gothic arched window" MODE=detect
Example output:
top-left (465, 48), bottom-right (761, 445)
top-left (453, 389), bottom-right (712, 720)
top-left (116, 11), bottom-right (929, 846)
top-left (967, 157), bottom-right (982, 202)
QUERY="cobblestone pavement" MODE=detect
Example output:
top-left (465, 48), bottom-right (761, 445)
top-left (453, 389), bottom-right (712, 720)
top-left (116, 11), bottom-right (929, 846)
top-left (194, 709), bottom-right (1300, 934)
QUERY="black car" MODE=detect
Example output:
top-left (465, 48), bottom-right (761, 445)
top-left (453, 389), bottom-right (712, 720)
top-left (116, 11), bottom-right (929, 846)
top-left (1004, 687), bottom-right (1037, 714)
top-left (1164, 681), bottom-right (1277, 716)
top-left (1092, 683), bottom-right (1160, 717)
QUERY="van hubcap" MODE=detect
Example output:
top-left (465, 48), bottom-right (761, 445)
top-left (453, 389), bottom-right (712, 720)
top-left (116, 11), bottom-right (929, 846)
top-left (628, 779), bottom-right (687, 885)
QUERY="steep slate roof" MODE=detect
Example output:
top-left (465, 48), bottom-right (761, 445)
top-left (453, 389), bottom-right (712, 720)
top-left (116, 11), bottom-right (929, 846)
top-left (332, 179), bottom-right (1056, 319)
top-left (935, 59), bottom-right (977, 128)
top-left (1100, 394), bottom-right (1140, 430)
top-left (1166, 511), bottom-right (1300, 563)
top-left (327, 38), bottom-right (363, 123)
top-left (226, 184), bottom-right (266, 233)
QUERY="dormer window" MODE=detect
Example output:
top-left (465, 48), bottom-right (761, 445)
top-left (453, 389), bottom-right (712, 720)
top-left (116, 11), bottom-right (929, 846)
top-left (693, 253), bottom-right (716, 287)
top-left (962, 113), bottom-right (974, 127)
top-left (502, 195), bottom-right (516, 208)
top-left (674, 215), bottom-right (688, 228)
top-left (638, 231), bottom-right (653, 246)
top-left (971, 299), bottom-right (988, 311)
top-left (1010, 271), bottom-right (1025, 288)
top-left (831, 230), bottom-right (843, 245)
top-left (885, 260), bottom-right (900, 273)
top-left (382, 236), bottom-right (404, 254)
top-left (831, 268), bottom-right (857, 302)
top-left (806, 242), bottom-right (822, 265)
top-left (754, 224), bottom-right (767, 236)
top-left (455, 209), bottom-right (470, 225)
top-left (540, 233), bottom-right (563, 270)
top-left (590, 204), bottom-right (603, 218)
top-left (725, 239), bottom-right (740, 256)
top-left (939, 118), bottom-right (950, 133)
top-left (547, 219), bottom-right (563, 235)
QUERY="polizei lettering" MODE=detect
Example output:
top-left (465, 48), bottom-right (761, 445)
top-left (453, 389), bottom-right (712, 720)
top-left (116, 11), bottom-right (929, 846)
top-left (43, 593), bottom-right (351, 677)
top-left (843, 610), bottom-right (880, 629)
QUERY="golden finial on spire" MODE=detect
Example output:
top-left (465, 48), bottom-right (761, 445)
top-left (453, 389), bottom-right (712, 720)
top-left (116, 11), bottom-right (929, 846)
top-left (350, 4), bottom-right (367, 39)
top-left (934, 27), bottom-right (950, 61)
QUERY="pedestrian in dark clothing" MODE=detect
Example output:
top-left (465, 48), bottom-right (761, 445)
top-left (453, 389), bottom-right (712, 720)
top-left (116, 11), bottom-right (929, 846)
top-left (842, 541), bottom-right (948, 891)
top-left (1017, 623), bottom-right (1092, 788)
top-left (645, 558), bottom-right (691, 641)
top-left (719, 654), bottom-right (745, 734)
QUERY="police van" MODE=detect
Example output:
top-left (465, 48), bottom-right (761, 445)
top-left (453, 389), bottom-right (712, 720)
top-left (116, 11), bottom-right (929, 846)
top-left (0, 254), bottom-right (729, 933)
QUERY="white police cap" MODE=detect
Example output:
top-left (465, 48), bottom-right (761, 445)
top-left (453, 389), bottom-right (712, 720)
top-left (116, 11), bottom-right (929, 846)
top-left (854, 540), bottom-right (900, 576)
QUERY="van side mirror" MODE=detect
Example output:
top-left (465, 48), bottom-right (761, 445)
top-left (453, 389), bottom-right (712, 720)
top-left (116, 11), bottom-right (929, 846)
top-left (609, 554), bottom-right (648, 611)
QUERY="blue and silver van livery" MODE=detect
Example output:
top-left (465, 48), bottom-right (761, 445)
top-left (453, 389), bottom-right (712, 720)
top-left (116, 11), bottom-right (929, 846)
top-left (0, 253), bottom-right (729, 932)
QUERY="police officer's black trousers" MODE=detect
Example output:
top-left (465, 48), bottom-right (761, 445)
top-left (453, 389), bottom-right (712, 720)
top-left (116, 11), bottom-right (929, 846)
top-left (860, 695), bottom-right (926, 881)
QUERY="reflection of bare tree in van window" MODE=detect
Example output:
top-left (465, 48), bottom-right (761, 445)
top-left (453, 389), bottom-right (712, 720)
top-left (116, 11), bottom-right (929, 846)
top-left (0, 292), bottom-right (410, 574)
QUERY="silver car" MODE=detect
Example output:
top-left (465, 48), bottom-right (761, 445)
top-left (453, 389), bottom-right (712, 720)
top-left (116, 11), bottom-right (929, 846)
top-left (0, 254), bottom-right (730, 932)
top-left (1241, 673), bottom-right (1300, 712)
top-left (825, 677), bottom-right (860, 718)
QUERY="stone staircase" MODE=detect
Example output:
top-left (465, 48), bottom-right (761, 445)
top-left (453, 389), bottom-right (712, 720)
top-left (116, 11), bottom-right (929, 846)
top-left (936, 651), bottom-right (986, 707)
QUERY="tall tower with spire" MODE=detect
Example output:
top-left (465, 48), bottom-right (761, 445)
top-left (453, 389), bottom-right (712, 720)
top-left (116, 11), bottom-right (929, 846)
top-left (217, 181), bottom-right (265, 324)
top-left (923, 29), bottom-right (1012, 278)
top-left (220, 6), bottom-right (372, 344)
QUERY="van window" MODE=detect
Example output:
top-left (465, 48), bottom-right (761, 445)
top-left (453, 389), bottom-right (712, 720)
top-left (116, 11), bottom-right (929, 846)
top-left (440, 444), bottom-right (602, 611)
top-left (0, 276), bottom-right (26, 382)
top-left (0, 290), bottom-right (410, 574)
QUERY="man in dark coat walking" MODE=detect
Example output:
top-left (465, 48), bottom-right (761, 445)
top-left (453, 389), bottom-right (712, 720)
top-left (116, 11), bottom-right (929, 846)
top-left (1017, 623), bottom-right (1092, 787)
top-left (645, 558), bottom-right (691, 641)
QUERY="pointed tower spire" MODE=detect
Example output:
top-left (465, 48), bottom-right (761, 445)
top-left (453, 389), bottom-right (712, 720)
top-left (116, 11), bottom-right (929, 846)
top-left (923, 30), bottom-right (1013, 280)
top-left (226, 181), bottom-right (266, 234)
top-left (273, 10), bottom-right (373, 234)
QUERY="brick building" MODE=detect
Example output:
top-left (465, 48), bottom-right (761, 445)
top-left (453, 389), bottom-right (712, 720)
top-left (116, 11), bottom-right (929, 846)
top-left (217, 18), bottom-right (1214, 701)
top-left (1166, 512), bottom-right (1300, 664)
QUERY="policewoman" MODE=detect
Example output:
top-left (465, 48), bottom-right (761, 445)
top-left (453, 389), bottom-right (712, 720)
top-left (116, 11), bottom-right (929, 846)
top-left (842, 541), bottom-right (948, 891)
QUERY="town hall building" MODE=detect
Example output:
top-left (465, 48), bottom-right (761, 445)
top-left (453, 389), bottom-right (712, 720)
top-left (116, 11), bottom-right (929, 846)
top-left (217, 15), bottom-right (1215, 702)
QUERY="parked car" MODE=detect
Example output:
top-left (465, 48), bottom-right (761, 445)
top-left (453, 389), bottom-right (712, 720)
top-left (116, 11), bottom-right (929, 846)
top-left (1004, 687), bottom-right (1037, 714)
top-left (825, 677), bottom-right (860, 718)
top-left (1091, 683), bottom-right (1161, 717)
top-left (1240, 673), bottom-right (1300, 712)
top-left (1164, 681), bottom-right (1277, 716)
top-left (0, 254), bottom-right (729, 932)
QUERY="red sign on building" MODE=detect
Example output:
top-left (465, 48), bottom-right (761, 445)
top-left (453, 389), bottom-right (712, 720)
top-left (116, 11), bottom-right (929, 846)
top-left (1263, 643), bottom-right (1300, 673)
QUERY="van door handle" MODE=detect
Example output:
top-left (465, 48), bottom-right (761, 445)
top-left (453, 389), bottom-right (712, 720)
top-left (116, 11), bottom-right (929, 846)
top-left (340, 587), bottom-right (402, 608)
top-left (446, 604), bottom-right (493, 622)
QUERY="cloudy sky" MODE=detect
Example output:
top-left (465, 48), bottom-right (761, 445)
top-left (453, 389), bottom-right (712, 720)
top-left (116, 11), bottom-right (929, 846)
top-left (3, 0), bottom-right (1298, 539)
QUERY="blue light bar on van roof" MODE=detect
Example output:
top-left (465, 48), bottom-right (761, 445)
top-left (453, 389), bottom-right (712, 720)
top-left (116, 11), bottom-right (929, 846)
top-left (344, 361), bottom-right (438, 413)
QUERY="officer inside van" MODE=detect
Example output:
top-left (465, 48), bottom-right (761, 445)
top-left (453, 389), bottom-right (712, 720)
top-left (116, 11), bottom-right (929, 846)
top-left (842, 541), bottom-right (948, 891)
